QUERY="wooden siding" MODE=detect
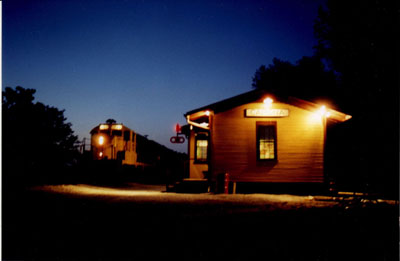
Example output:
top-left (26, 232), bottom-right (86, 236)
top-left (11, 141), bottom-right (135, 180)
top-left (211, 102), bottom-right (325, 183)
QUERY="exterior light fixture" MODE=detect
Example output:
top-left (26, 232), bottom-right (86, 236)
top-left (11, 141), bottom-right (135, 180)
top-left (99, 152), bottom-right (103, 157)
top-left (263, 97), bottom-right (273, 108)
top-left (318, 105), bottom-right (332, 118)
top-left (318, 105), bottom-right (327, 116)
top-left (316, 105), bottom-right (335, 118)
top-left (205, 110), bottom-right (210, 116)
top-left (309, 105), bottom-right (331, 123)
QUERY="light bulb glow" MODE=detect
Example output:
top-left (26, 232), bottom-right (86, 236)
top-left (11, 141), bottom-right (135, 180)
top-left (263, 97), bottom-right (273, 108)
top-left (98, 136), bottom-right (104, 145)
top-left (318, 105), bottom-right (327, 116)
top-left (99, 124), bottom-right (109, 130)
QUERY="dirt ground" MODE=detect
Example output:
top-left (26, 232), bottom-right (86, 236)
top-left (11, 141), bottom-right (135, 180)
top-left (2, 183), bottom-right (398, 260)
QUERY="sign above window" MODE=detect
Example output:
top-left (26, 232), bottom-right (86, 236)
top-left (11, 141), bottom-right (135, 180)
top-left (245, 109), bottom-right (289, 117)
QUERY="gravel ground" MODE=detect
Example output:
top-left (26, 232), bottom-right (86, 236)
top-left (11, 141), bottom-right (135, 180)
top-left (36, 183), bottom-right (341, 206)
top-left (2, 183), bottom-right (398, 260)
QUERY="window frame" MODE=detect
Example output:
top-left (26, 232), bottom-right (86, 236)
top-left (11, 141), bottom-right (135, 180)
top-left (112, 130), bottom-right (122, 137)
top-left (124, 131), bottom-right (131, 141)
top-left (194, 133), bottom-right (209, 164)
top-left (256, 121), bottom-right (278, 162)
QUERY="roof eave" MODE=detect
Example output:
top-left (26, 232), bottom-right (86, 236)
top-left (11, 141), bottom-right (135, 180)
top-left (184, 90), bottom-right (352, 122)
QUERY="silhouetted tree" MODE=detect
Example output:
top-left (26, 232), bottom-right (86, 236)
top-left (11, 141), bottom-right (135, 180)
top-left (314, 0), bottom-right (398, 112)
top-left (252, 58), bottom-right (295, 95)
top-left (252, 1), bottom-right (398, 197)
top-left (314, 0), bottom-right (398, 195)
top-left (2, 86), bottom-right (78, 185)
top-left (252, 56), bottom-right (337, 101)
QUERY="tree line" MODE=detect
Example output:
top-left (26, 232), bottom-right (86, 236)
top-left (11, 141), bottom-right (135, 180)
top-left (2, 87), bottom-right (186, 187)
top-left (2, 87), bottom-right (79, 186)
top-left (252, 0), bottom-right (398, 196)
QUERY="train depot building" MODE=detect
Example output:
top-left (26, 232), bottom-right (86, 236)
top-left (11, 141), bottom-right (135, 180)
top-left (182, 89), bottom-right (352, 193)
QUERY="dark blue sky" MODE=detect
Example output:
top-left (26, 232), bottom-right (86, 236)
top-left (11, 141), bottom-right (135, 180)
top-left (3, 0), bottom-right (324, 152)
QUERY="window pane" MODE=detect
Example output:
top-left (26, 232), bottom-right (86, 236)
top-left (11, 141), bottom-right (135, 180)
top-left (124, 131), bottom-right (130, 141)
top-left (258, 125), bottom-right (276, 160)
top-left (196, 139), bottom-right (208, 161)
top-left (112, 130), bottom-right (122, 136)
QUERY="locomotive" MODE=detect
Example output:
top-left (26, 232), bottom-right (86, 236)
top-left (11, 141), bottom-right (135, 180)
top-left (90, 121), bottom-right (185, 168)
top-left (90, 122), bottom-right (140, 166)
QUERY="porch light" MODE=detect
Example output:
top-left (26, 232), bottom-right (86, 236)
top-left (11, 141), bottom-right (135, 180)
top-left (309, 105), bottom-right (330, 123)
top-left (317, 105), bottom-right (332, 118)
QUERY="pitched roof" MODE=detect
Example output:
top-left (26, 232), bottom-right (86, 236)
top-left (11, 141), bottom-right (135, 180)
top-left (185, 89), bottom-right (351, 122)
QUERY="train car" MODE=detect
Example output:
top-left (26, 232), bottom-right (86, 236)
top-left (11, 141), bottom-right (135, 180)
top-left (90, 122), bottom-right (141, 166)
top-left (90, 122), bottom-right (184, 167)
top-left (90, 121), bottom-right (187, 184)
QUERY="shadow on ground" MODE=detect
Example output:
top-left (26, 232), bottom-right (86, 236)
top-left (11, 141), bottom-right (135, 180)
top-left (2, 184), bottom-right (398, 260)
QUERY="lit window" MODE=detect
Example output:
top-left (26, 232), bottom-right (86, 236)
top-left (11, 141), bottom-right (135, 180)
top-left (195, 134), bottom-right (208, 162)
top-left (257, 122), bottom-right (277, 161)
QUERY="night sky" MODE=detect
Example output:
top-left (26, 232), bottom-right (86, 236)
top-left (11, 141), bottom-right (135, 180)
top-left (3, 0), bottom-right (324, 153)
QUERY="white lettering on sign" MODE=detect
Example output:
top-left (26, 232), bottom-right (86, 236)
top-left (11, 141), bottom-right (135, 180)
top-left (245, 108), bottom-right (289, 117)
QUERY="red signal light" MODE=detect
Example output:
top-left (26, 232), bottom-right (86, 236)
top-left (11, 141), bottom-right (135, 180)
top-left (175, 123), bottom-right (181, 133)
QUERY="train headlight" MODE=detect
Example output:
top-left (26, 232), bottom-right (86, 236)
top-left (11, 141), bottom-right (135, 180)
top-left (98, 136), bottom-right (104, 145)
top-left (99, 124), bottom-right (109, 130)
